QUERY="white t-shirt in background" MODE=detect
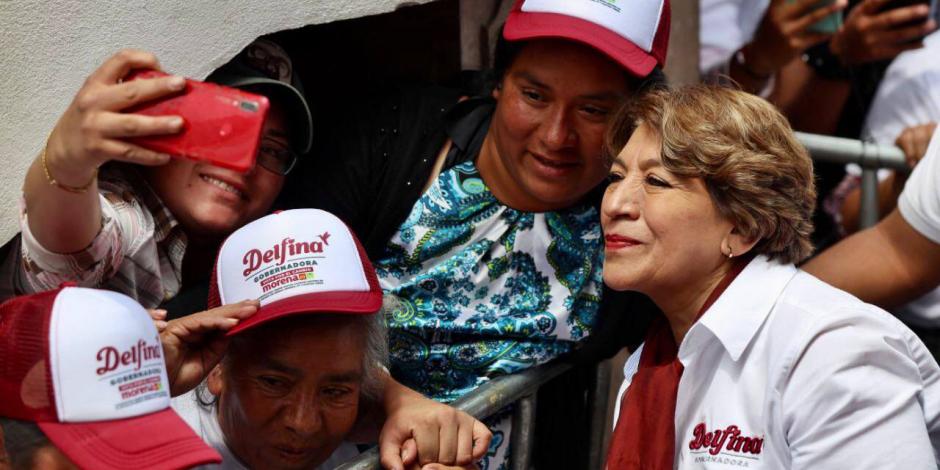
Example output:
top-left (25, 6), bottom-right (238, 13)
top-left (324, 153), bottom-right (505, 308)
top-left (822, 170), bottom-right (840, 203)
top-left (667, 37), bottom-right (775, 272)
top-left (900, 129), bottom-right (940, 245)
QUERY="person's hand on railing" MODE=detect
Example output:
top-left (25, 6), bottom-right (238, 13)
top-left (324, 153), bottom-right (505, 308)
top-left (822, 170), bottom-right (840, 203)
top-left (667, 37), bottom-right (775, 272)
top-left (830, 0), bottom-right (936, 65)
top-left (895, 122), bottom-right (938, 168)
top-left (378, 382), bottom-right (491, 470)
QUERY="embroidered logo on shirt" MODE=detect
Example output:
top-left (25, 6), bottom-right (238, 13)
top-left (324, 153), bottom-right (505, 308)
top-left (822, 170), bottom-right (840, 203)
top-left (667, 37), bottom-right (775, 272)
top-left (688, 422), bottom-right (764, 456)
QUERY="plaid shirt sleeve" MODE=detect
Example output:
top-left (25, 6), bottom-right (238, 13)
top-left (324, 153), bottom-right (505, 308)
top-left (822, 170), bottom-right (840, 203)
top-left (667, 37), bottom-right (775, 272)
top-left (17, 192), bottom-right (131, 293)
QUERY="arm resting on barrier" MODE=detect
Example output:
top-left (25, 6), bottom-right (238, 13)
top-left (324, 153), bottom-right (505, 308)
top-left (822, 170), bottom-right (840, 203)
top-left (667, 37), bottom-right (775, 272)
top-left (347, 371), bottom-right (491, 470)
top-left (804, 210), bottom-right (940, 308)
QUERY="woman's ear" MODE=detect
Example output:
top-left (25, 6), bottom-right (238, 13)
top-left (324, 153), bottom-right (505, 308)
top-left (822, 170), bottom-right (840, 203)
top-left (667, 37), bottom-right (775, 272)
top-left (492, 81), bottom-right (502, 100)
top-left (206, 365), bottom-right (224, 397)
top-left (724, 227), bottom-right (759, 258)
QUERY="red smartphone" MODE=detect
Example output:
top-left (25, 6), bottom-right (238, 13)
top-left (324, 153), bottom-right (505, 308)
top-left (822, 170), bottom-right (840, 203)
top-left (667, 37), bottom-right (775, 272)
top-left (124, 70), bottom-right (269, 173)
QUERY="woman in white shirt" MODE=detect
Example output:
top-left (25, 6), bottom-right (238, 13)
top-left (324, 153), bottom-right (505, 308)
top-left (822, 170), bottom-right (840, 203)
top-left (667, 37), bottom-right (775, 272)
top-left (601, 85), bottom-right (940, 469)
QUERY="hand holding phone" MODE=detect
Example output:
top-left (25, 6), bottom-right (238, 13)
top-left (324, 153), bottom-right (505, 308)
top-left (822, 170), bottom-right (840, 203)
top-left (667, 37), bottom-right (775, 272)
top-left (744, 0), bottom-right (846, 77)
top-left (801, 0), bottom-right (844, 33)
top-left (125, 70), bottom-right (269, 173)
top-left (831, 0), bottom-right (937, 65)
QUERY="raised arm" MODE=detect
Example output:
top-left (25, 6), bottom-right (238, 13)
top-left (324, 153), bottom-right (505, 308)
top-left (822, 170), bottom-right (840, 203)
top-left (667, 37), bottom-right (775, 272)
top-left (23, 49), bottom-right (184, 253)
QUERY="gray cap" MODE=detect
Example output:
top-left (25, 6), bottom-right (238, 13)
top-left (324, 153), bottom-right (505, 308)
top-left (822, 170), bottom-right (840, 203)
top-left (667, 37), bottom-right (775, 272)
top-left (207, 39), bottom-right (313, 154)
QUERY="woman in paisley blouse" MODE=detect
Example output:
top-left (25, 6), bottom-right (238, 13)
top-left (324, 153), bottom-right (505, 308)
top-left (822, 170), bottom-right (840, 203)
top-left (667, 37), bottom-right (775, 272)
top-left (288, 0), bottom-right (671, 466)
top-left (376, 4), bottom-right (673, 465)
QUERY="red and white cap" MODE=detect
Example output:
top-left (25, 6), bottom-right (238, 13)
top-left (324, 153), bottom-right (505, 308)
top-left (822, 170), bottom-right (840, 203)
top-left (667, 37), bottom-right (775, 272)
top-left (503, 0), bottom-right (670, 77)
top-left (209, 208), bottom-right (382, 335)
top-left (0, 286), bottom-right (222, 470)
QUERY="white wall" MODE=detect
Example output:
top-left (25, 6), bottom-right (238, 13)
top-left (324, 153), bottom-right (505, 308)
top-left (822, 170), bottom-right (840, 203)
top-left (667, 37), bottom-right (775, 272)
top-left (0, 0), bottom-right (433, 244)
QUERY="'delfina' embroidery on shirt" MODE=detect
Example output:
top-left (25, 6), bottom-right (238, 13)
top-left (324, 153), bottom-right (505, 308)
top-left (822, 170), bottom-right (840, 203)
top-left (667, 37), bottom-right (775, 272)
top-left (688, 422), bottom-right (764, 466)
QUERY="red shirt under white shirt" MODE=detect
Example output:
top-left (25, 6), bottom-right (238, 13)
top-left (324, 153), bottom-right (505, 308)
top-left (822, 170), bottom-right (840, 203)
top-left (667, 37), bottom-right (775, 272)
top-left (614, 255), bottom-right (940, 469)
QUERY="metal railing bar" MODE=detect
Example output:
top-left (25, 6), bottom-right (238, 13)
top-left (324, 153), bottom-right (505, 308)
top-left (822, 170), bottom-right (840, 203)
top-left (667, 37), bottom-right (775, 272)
top-left (797, 133), bottom-right (909, 229)
top-left (337, 361), bottom-right (574, 469)
top-left (795, 132), bottom-right (908, 170)
top-left (509, 394), bottom-right (537, 470)
top-left (449, 360), bottom-right (572, 417)
top-left (859, 168), bottom-right (880, 229)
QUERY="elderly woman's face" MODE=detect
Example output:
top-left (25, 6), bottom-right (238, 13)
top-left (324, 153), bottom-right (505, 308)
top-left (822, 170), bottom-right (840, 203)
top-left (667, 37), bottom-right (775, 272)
top-left (207, 318), bottom-right (365, 470)
top-left (601, 124), bottom-right (735, 297)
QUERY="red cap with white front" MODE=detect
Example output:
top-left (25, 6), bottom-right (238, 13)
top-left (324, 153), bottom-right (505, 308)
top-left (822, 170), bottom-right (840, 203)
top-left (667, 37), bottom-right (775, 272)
top-left (504, 0), bottom-right (670, 77)
top-left (0, 286), bottom-right (222, 470)
top-left (209, 208), bottom-right (382, 335)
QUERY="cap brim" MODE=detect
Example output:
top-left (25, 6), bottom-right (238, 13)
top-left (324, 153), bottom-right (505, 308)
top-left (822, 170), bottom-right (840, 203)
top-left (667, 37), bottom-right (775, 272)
top-left (221, 76), bottom-right (314, 155)
top-left (503, 10), bottom-right (657, 77)
top-left (39, 408), bottom-right (221, 470)
top-left (227, 290), bottom-right (383, 336)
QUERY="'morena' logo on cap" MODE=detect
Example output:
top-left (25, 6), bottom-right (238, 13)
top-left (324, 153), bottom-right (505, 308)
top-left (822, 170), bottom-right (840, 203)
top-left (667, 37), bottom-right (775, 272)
top-left (96, 340), bottom-right (163, 375)
top-left (243, 234), bottom-right (330, 277)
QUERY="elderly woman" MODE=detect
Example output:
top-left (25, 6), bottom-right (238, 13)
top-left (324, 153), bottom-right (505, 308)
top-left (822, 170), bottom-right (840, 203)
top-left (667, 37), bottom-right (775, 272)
top-left (601, 85), bottom-right (940, 469)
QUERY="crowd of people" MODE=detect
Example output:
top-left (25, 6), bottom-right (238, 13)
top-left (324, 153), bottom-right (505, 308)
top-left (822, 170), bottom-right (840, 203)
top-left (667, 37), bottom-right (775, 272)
top-left (2, 0), bottom-right (940, 468)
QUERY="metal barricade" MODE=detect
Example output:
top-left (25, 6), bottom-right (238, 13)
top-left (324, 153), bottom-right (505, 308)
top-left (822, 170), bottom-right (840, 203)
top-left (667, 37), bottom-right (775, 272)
top-left (337, 361), bottom-right (575, 470)
top-left (795, 132), bottom-right (908, 229)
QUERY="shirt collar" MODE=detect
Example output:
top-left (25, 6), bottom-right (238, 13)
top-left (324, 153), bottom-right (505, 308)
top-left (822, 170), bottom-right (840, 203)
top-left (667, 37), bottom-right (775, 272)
top-left (680, 255), bottom-right (798, 363)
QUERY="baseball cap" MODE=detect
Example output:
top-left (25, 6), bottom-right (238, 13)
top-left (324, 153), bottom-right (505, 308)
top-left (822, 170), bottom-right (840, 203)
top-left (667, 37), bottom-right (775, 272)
top-left (503, 0), bottom-right (671, 77)
top-left (208, 209), bottom-right (382, 336)
top-left (0, 286), bottom-right (222, 470)
top-left (208, 38), bottom-right (314, 154)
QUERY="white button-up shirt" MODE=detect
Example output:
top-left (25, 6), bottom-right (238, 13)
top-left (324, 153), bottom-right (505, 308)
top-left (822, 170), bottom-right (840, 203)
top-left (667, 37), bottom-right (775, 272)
top-left (614, 256), bottom-right (940, 469)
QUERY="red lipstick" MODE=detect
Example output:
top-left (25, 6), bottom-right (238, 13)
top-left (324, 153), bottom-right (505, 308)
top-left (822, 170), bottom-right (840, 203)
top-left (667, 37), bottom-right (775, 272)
top-left (605, 234), bottom-right (641, 249)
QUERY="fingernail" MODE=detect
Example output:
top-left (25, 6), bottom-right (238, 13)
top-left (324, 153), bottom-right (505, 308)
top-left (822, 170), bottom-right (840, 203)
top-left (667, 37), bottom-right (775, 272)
top-left (155, 320), bottom-right (168, 329)
top-left (168, 76), bottom-right (186, 90)
top-left (168, 117), bottom-right (183, 127)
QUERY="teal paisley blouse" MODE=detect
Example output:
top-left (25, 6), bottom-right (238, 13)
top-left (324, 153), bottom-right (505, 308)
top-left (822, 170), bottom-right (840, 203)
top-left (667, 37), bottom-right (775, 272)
top-left (376, 161), bottom-right (604, 403)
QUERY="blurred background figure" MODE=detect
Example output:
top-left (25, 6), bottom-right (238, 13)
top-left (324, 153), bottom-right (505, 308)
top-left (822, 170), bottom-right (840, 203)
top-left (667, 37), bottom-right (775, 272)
top-left (700, 0), bottom-right (936, 250)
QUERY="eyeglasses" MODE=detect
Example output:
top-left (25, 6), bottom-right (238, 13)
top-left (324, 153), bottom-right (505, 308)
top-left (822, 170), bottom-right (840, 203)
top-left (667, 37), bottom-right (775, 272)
top-left (256, 138), bottom-right (297, 175)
